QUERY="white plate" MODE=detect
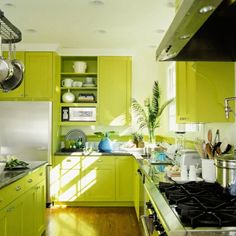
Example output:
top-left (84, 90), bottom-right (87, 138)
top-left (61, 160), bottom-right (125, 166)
top-left (171, 176), bottom-right (203, 184)
top-left (83, 83), bottom-right (96, 87)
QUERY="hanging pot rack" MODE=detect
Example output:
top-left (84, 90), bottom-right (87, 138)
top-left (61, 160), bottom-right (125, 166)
top-left (0, 9), bottom-right (22, 43)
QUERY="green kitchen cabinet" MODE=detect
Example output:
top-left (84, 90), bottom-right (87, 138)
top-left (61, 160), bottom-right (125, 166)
top-left (0, 52), bottom-right (25, 99)
top-left (25, 52), bottom-right (53, 99)
top-left (59, 56), bottom-right (98, 126)
top-left (53, 156), bottom-right (85, 202)
top-left (0, 165), bottom-right (46, 236)
top-left (115, 156), bottom-right (134, 201)
top-left (0, 52), bottom-right (56, 100)
top-left (133, 160), bottom-right (140, 219)
top-left (176, 62), bottom-right (235, 123)
top-left (98, 56), bottom-right (132, 126)
top-left (0, 196), bottom-right (23, 236)
top-left (81, 156), bottom-right (116, 201)
top-left (35, 181), bottom-right (46, 236)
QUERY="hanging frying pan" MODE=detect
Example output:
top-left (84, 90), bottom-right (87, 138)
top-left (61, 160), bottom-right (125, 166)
top-left (0, 34), bottom-right (14, 84)
top-left (0, 40), bottom-right (23, 92)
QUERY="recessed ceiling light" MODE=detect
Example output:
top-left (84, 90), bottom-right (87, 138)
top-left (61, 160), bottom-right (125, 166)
top-left (95, 29), bottom-right (107, 34)
top-left (4, 3), bottom-right (14, 7)
top-left (199, 5), bottom-right (215, 14)
top-left (155, 29), bottom-right (165, 34)
top-left (148, 45), bottom-right (156, 48)
top-left (89, 0), bottom-right (104, 6)
top-left (25, 29), bottom-right (37, 33)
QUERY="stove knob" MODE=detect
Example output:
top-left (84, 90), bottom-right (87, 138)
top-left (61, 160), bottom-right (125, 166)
top-left (159, 232), bottom-right (167, 236)
top-left (146, 201), bottom-right (154, 210)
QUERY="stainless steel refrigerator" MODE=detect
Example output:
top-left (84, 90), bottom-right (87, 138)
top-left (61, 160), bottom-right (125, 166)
top-left (0, 101), bottom-right (52, 205)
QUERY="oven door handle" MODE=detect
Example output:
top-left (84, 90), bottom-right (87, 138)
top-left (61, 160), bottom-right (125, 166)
top-left (140, 215), bottom-right (150, 236)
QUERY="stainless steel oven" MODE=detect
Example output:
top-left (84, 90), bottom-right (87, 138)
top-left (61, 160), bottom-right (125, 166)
top-left (139, 169), bottom-right (167, 236)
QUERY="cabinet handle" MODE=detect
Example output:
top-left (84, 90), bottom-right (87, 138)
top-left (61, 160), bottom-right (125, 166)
top-left (66, 159), bottom-right (72, 162)
top-left (39, 172), bottom-right (43, 176)
top-left (7, 206), bottom-right (15, 212)
top-left (35, 186), bottom-right (40, 190)
top-left (27, 178), bottom-right (33, 183)
top-left (15, 186), bottom-right (21, 191)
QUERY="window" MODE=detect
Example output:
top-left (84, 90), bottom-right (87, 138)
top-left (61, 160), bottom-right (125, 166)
top-left (167, 62), bottom-right (199, 132)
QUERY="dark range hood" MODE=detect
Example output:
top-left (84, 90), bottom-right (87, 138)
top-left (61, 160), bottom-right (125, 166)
top-left (156, 0), bottom-right (236, 61)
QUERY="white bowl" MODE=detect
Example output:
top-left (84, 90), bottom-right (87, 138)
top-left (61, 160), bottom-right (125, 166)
top-left (0, 162), bottom-right (6, 174)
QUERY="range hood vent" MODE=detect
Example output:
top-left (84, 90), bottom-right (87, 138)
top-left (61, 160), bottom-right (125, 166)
top-left (156, 0), bottom-right (236, 61)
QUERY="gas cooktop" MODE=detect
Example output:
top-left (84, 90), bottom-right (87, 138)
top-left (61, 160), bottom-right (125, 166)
top-left (159, 181), bottom-right (236, 228)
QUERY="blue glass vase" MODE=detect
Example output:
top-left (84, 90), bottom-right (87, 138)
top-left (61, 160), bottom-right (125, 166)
top-left (98, 137), bottom-right (112, 152)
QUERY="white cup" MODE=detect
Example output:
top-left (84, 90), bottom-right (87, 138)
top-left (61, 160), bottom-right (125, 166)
top-left (181, 165), bottom-right (188, 180)
top-left (72, 81), bottom-right (83, 87)
top-left (62, 78), bottom-right (73, 87)
top-left (85, 77), bottom-right (93, 84)
top-left (73, 61), bottom-right (87, 73)
top-left (189, 165), bottom-right (197, 181)
top-left (202, 159), bottom-right (216, 183)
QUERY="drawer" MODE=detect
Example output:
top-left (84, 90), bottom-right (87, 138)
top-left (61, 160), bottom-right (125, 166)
top-left (0, 176), bottom-right (26, 210)
top-left (54, 156), bottom-right (81, 170)
top-left (81, 156), bottom-right (115, 169)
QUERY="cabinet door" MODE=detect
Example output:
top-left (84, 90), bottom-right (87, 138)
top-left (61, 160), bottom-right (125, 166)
top-left (35, 181), bottom-right (46, 236)
top-left (116, 156), bottom-right (134, 201)
top-left (176, 62), bottom-right (235, 123)
top-left (2, 197), bottom-right (23, 236)
top-left (22, 188), bottom-right (36, 236)
top-left (0, 52), bottom-right (25, 99)
top-left (99, 56), bottom-right (131, 126)
top-left (53, 156), bottom-right (85, 202)
top-left (81, 156), bottom-right (115, 201)
top-left (25, 52), bottom-right (53, 99)
top-left (133, 161), bottom-right (140, 219)
top-left (82, 167), bottom-right (115, 201)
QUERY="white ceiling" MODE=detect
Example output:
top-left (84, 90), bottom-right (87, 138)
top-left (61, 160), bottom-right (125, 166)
top-left (0, 0), bottom-right (175, 50)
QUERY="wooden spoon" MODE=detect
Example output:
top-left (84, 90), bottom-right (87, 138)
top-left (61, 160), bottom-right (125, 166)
top-left (205, 143), bottom-right (214, 159)
top-left (207, 129), bottom-right (213, 148)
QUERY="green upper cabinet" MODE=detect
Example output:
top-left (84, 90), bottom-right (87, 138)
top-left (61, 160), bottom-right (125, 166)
top-left (0, 51), bottom-right (56, 100)
top-left (0, 51), bottom-right (25, 99)
top-left (25, 52), bottom-right (53, 99)
top-left (176, 62), bottom-right (235, 123)
top-left (98, 56), bottom-right (132, 126)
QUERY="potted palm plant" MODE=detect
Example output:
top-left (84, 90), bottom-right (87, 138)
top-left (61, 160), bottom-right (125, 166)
top-left (132, 81), bottom-right (174, 144)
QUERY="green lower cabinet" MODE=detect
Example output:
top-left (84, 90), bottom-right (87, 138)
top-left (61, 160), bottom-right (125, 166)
top-left (0, 167), bottom-right (46, 236)
top-left (0, 196), bottom-right (23, 236)
top-left (133, 161), bottom-right (140, 219)
top-left (22, 187), bottom-right (36, 236)
top-left (35, 181), bottom-right (46, 236)
top-left (82, 167), bottom-right (116, 201)
top-left (52, 155), bottom-right (135, 205)
top-left (115, 156), bottom-right (134, 201)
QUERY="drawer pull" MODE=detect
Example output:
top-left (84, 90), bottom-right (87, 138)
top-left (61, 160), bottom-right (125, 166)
top-left (27, 179), bottom-right (33, 183)
top-left (15, 186), bottom-right (21, 191)
top-left (39, 172), bottom-right (43, 176)
top-left (66, 159), bottom-right (72, 162)
top-left (7, 206), bottom-right (15, 212)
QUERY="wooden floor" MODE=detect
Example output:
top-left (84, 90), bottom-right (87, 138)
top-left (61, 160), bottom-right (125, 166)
top-left (45, 207), bottom-right (141, 236)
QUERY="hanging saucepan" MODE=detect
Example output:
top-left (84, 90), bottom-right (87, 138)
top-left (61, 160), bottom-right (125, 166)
top-left (11, 43), bottom-right (24, 72)
top-left (0, 35), bottom-right (14, 84)
top-left (0, 40), bottom-right (23, 92)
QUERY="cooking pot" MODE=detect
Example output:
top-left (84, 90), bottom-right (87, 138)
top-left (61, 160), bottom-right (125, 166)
top-left (215, 154), bottom-right (236, 188)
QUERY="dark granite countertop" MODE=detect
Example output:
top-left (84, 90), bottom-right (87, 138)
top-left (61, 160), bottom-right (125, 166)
top-left (0, 161), bottom-right (48, 189)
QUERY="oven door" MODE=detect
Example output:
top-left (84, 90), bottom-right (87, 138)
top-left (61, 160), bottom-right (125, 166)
top-left (139, 177), bottom-right (167, 236)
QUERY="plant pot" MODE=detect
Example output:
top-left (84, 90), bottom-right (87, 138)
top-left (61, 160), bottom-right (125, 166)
top-left (98, 137), bottom-right (112, 152)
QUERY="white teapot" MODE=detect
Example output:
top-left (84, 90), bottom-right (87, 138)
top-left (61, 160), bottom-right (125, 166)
top-left (62, 89), bottom-right (75, 103)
